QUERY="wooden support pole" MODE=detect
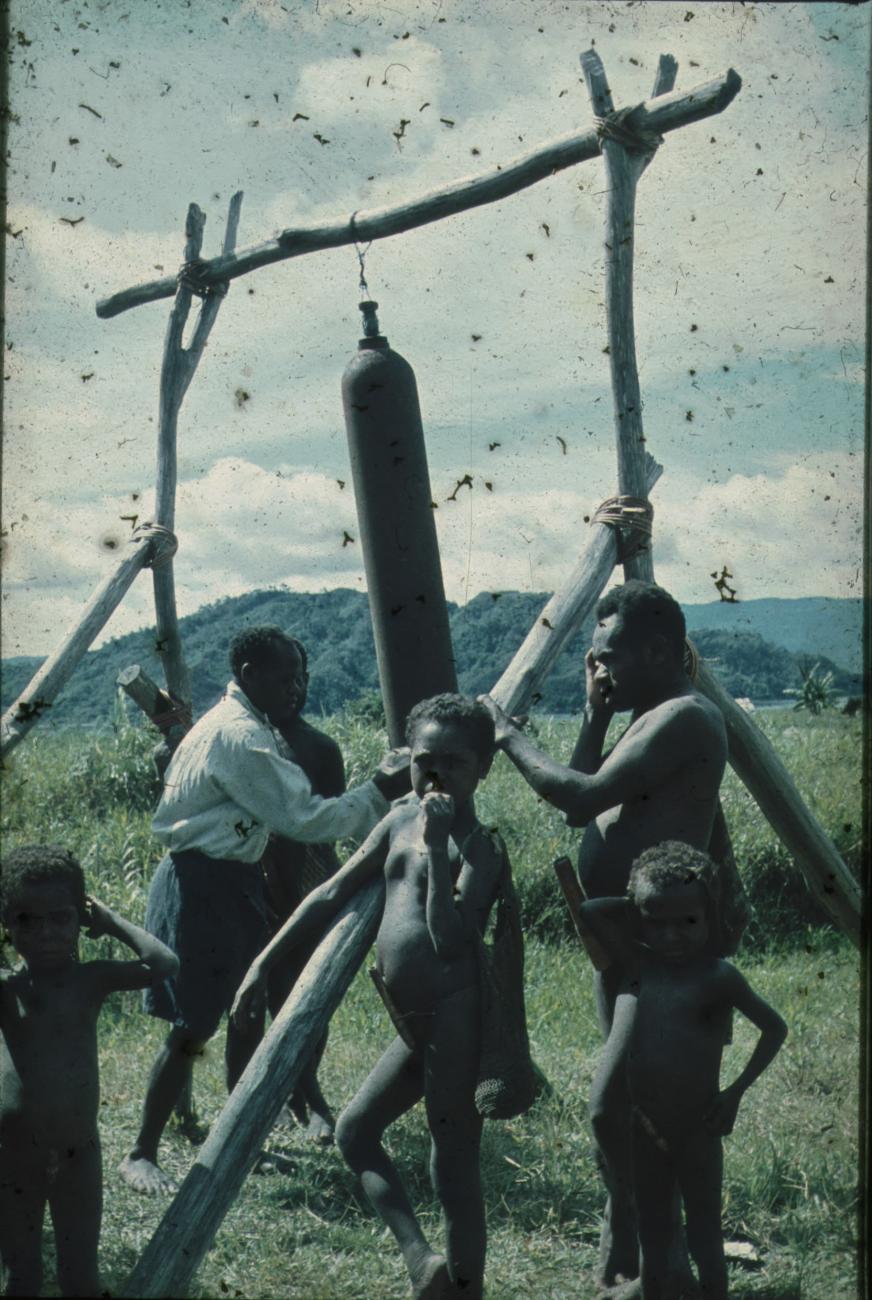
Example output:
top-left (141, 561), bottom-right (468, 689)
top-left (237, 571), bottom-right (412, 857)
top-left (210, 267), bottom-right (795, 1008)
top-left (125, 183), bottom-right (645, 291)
top-left (580, 50), bottom-right (676, 584)
top-left (122, 878), bottom-right (386, 1300)
top-left (693, 660), bottom-right (861, 946)
top-left (96, 69), bottom-right (741, 320)
top-left (152, 192), bottom-right (244, 709)
top-left (491, 455), bottom-right (662, 718)
top-left (1, 535), bottom-right (158, 760)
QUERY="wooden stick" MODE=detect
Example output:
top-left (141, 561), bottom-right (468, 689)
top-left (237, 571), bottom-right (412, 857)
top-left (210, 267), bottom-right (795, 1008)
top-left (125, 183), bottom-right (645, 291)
top-left (553, 855), bottom-right (612, 971)
top-left (580, 48), bottom-right (671, 584)
top-left (490, 455), bottom-right (662, 718)
top-left (152, 192), bottom-right (243, 709)
top-left (96, 69), bottom-right (741, 320)
top-left (693, 660), bottom-right (861, 946)
top-left (116, 664), bottom-right (191, 735)
top-left (0, 536), bottom-right (157, 761)
top-left (122, 877), bottom-right (385, 1300)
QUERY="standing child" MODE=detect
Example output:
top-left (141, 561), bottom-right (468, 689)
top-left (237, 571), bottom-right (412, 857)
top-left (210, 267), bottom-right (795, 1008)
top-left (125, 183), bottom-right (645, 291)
top-left (232, 695), bottom-right (507, 1300)
top-left (0, 845), bottom-right (178, 1297)
top-left (578, 842), bottom-right (787, 1300)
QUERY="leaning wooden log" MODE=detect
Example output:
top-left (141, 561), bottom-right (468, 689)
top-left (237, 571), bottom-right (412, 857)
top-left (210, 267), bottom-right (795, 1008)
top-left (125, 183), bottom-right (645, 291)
top-left (693, 660), bottom-right (861, 946)
top-left (152, 192), bottom-right (244, 709)
top-left (96, 68), bottom-right (741, 320)
top-left (0, 529), bottom-right (168, 761)
top-left (580, 48), bottom-right (677, 584)
top-left (116, 663), bottom-right (191, 777)
top-left (490, 455), bottom-right (662, 718)
top-left (115, 663), bottom-right (190, 734)
top-left (122, 877), bottom-right (386, 1300)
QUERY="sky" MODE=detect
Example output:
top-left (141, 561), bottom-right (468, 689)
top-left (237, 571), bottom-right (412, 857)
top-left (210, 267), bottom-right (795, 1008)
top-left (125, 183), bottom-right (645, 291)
top-left (2, 0), bottom-right (868, 658)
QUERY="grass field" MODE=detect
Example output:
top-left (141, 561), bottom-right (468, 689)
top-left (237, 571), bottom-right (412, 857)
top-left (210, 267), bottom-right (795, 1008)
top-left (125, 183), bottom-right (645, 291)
top-left (0, 707), bottom-right (863, 1298)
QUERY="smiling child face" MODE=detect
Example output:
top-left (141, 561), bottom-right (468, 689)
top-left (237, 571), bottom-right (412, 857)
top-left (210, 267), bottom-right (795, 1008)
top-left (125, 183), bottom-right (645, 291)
top-left (635, 878), bottom-right (710, 962)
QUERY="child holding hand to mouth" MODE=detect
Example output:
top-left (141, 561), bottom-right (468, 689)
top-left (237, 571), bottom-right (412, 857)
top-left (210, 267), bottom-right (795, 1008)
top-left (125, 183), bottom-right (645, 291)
top-left (233, 694), bottom-right (506, 1300)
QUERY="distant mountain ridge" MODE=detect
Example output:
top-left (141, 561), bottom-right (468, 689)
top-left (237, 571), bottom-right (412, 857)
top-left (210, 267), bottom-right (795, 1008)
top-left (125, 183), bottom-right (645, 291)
top-left (1, 591), bottom-right (863, 732)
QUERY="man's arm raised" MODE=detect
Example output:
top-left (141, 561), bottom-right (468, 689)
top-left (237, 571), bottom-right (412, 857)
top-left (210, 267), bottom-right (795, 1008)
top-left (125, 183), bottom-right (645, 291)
top-left (479, 693), bottom-right (725, 826)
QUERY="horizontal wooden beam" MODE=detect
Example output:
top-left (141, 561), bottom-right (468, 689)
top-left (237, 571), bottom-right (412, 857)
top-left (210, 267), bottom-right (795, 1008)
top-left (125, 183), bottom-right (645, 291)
top-left (96, 68), bottom-right (741, 320)
top-left (123, 877), bottom-right (386, 1299)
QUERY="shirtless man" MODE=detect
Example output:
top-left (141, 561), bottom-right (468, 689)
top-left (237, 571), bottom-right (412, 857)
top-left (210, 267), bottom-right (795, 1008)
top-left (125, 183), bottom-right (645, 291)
top-left (480, 580), bottom-right (728, 1296)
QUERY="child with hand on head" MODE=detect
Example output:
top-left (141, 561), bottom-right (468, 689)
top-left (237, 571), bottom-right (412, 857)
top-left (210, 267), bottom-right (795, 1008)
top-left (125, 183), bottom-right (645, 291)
top-left (0, 845), bottom-right (179, 1298)
top-left (233, 694), bottom-right (508, 1300)
top-left (578, 842), bottom-right (787, 1300)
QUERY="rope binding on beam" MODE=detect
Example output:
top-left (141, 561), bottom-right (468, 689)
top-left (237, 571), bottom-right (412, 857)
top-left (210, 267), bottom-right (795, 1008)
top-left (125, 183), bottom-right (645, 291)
top-left (591, 495), bottom-right (653, 561)
top-left (594, 105), bottom-right (664, 155)
top-left (131, 522), bottom-right (179, 569)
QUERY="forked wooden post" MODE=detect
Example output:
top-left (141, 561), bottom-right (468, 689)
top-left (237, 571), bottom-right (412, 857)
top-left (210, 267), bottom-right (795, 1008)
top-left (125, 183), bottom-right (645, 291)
top-left (152, 191), bottom-right (244, 709)
top-left (577, 49), bottom-right (859, 946)
top-left (2, 194), bottom-right (243, 760)
top-left (580, 50), bottom-right (677, 584)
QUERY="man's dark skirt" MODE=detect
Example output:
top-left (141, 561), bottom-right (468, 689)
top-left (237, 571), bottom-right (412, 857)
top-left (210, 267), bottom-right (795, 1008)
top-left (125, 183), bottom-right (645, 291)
top-left (144, 849), bottom-right (269, 1041)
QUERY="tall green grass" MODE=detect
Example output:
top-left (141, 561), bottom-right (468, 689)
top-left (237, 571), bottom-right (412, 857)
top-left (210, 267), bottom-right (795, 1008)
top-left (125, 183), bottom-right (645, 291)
top-left (0, 708), bottom-right (862, 1297)
top-left (0, 706), bottom-right (861, 949)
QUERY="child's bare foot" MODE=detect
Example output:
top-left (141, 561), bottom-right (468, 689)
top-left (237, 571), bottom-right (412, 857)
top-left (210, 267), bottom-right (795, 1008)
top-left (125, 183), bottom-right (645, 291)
top-left (304, 1107), bottom-right (335, 1145)
top-left (410, 1251), bottom-right (450, 1299)
top-left (118, 1154), bottom-right (179, 1195)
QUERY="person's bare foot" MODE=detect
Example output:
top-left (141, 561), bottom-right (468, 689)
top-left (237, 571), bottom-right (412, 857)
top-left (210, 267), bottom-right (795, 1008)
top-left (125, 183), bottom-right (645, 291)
top-left (304, 1108), bottom-right (335, 1145)
top-left (118, 1154), bottom-right (179, 1195)
top-left (410, 1252), bottom-right (450, 1300)
top-left (598, 1280), bottom-right (641, 1300)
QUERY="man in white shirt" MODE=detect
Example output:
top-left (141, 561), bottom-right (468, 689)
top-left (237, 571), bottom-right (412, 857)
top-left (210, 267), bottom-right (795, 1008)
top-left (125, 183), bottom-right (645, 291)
top-left (120, 625), bottom-right (410, 1194)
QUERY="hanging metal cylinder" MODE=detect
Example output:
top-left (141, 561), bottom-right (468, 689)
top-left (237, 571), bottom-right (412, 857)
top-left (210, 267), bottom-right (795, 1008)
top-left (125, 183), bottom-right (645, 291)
top-left (341, 300), bottom-right (458, 745)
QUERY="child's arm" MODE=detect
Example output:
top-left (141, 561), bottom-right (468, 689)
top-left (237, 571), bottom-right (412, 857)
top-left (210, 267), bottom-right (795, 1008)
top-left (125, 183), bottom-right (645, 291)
top-left (230, 812), bottom-right (392, 1027)
top-left (85, 897), bottom-right (179, 991)
top-left (422, 798), bottom-right (504, 961)
top-left (705, 965), bottom-right (788, 1136)
top-left (576, 896), bottom-right (638, 972)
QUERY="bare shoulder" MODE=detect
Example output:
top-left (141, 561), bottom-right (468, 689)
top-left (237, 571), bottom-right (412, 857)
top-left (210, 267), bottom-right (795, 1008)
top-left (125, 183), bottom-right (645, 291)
top-left (636, 690), bottom-right (725, 749)
top-left (384, 796), bottom-right (420, 834)
top-left (295, 718), bottom-right (343, 759)
top-left (707, 957), bottom-right (747, 999)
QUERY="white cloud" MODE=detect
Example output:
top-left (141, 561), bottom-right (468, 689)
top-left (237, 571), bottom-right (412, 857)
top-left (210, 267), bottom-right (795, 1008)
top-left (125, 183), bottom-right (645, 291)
top-left (3, 0), bottom-right (867, 657)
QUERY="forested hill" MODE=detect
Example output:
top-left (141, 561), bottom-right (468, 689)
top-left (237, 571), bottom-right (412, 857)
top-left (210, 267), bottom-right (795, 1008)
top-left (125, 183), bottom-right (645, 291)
top-left (2, 590), bottom-right (863, 731)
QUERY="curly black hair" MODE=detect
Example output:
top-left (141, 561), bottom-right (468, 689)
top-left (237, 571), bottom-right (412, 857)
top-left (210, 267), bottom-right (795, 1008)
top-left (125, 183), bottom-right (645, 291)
top-left (628, 840), bottom-right (722, 944)
top-left (0, 845), bottom-right (87, 923)
top-left (596, 580), bottom-right (686, 661)
top-left (228, 625), bottom-right (308, 681)
top-left (405, 693), bottom-right (495, 760)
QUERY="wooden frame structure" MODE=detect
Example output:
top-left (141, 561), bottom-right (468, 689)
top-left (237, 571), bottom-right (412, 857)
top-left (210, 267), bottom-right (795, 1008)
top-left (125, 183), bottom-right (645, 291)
top-left (0, 48), bottom-right (861, 1295)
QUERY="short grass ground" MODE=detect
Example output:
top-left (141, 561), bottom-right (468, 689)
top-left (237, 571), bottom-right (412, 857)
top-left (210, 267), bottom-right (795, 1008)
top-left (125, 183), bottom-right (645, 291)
top-left (86, 931), bottom-right (858, 1300)
top-left (0, 707), bottom-right (863, 1297)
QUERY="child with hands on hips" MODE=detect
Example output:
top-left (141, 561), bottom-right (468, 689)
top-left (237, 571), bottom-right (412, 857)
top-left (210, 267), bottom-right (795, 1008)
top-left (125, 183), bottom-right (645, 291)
top-left (232, 694), bottom-right (506, 1300)
top-left (578, 842), bottom-right (787, 1300)
top-left (0, 845), bottom-right (178, 1298)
